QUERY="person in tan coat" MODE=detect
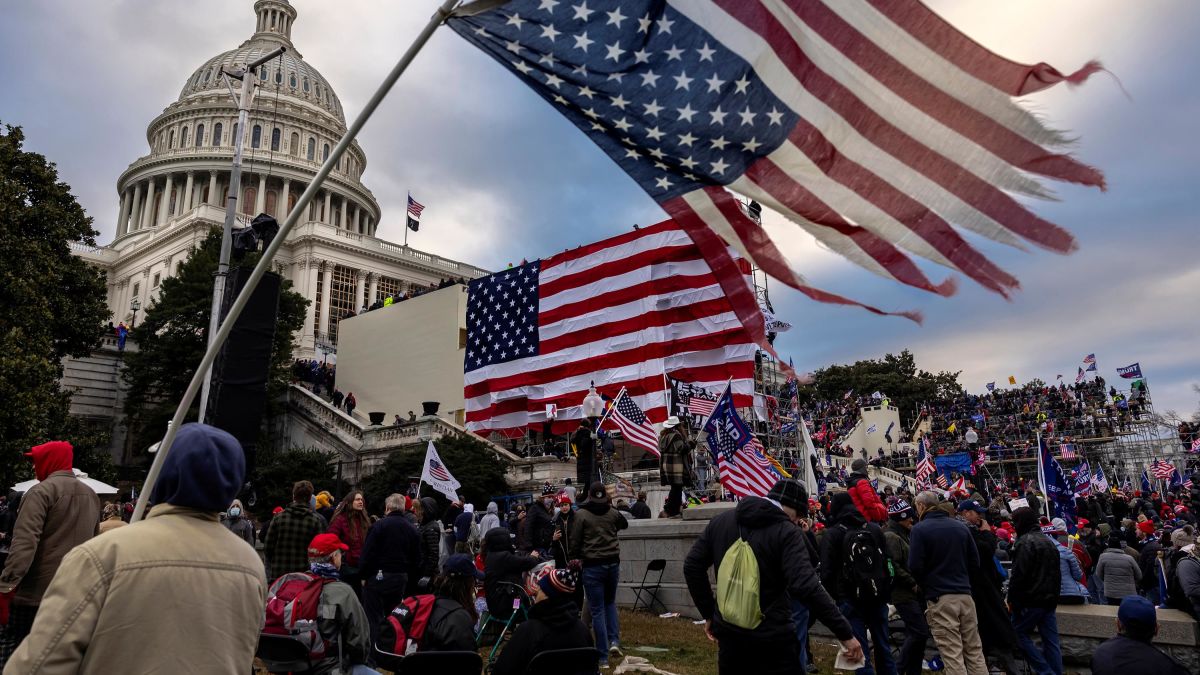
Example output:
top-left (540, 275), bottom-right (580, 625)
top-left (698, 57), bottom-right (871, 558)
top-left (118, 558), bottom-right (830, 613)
top-left (0, 441), bottom-right (99, 666)
top-left (4, 423), bottom-right (267, 674)
top-left (96, 504), bottom-right (125, 535)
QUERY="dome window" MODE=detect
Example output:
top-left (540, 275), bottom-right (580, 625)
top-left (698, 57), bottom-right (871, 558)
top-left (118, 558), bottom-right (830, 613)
top-left (303, 77), bottom-right (310, 93)
top-left (181, 126), bottom-right (189, 148)
top-left (307, 138), bottom-right (315, 160)
top-left (260, 67), bottom-right (268, 81)
top-left (251, 124), bottom-right (262, 149)
top-left (203, 69), bottom-right (211, 84)
top-left (275, 69), bottom-right (283, 85)
top-left (168, 129), bottom-right (176, 149)
top-left (290, 132), bottom-right (300, 157)
top-left (271, 128), bottom-right (281, 152)
top-left (289, 72), bottom-right (297, 89)
top-left (213, 122), bottom-right (223, 147)
top-left (322, 143), bottom-right (330, 161)
top-left (196, 124), bottom-right (205, 147)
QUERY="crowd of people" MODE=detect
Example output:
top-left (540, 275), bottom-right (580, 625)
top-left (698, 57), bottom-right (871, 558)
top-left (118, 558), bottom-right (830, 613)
top-left (361, 277), bottom-right (468, 314)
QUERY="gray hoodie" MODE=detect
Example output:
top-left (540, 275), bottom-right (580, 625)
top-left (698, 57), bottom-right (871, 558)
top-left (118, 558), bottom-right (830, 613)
top-left (479, 501), bottom-right (502, 538)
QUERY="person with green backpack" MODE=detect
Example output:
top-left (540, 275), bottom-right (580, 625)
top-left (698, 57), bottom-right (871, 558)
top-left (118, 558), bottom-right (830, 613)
top-left (683, 479), bottom-right (862, 675)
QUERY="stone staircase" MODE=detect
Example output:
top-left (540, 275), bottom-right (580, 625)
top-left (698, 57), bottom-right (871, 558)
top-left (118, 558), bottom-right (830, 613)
top-left (823, 454), bottom-right (907, 490)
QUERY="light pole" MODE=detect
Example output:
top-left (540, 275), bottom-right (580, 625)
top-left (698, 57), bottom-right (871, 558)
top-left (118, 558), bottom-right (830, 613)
top-left (582, 381), bottom-right (605, 482)
top-left (198, 45), bottom-right (287, 425)
top-left (130, 297), bottom-right (141, 329)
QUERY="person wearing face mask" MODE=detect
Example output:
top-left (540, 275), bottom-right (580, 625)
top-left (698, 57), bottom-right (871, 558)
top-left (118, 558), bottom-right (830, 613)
top-left (524, 486), bottom-right (557, 556)
top-left (222, 499), bottom-right (255, 548)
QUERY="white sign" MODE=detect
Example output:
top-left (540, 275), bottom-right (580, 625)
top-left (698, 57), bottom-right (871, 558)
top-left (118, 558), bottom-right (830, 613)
top-left (1008, 497), bottom-right (1029, 511)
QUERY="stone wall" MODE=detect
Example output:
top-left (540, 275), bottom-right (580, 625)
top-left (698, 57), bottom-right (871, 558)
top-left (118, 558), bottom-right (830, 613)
top-left (614, 504), bottom-right (1200, 669)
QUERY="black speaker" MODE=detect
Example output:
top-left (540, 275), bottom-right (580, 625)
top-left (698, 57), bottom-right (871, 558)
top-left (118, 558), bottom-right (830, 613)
top-left (205, 266), bottom-right (282, 474)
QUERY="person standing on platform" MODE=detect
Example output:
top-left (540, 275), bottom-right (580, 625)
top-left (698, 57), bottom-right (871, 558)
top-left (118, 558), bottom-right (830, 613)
top-left (573, 419), bottom-right (596, 488)
top-left (657, 417), bottom-right (692, 518)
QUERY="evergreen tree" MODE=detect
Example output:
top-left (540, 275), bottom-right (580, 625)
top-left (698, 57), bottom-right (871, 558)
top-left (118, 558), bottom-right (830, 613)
top-left (0, 123), bottom-right (109, 488)
top-left (121, 228), bottom-right (308, 457)
top-left (360, 434), bottom-right (510, 515)
top-left (250, 445), bottom-right (346, 519)
top-left (797, 350), bottom-right (962, 427)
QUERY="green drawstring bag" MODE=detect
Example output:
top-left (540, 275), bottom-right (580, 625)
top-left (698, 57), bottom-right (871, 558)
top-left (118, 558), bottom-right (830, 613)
top-left (716, 531), bottom-right (762, 630)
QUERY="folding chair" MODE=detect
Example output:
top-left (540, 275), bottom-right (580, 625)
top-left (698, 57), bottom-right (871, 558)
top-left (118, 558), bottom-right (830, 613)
top-left (475, 581), bottom-right (533, 665)
top-left (631, 559), bottom-right (667, 613)
top-left (525, 647), bottom-right (600, 675)
top-left (256, 633), bottom-right (314, 674)
top-left (374, 649), bottom-right (483, 675)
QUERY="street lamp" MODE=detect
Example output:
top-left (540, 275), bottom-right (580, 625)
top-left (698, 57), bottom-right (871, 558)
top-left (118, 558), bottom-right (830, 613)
top-left (130, 297), bottom-right (141, 328)
top-left (581, 381), bottom-right (604, 483)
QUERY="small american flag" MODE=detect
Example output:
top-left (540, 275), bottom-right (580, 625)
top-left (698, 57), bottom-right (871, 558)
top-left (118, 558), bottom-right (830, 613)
top-left (1059, 444), bottom-right (1076, 459)
top-left (935, 474), bottom-right (949, 489)
top-left (406, 194), bottom-right (425, 219)
top-left (1150, 459), bottom-right (1176, 480)
top-left (427, 458), bottom-right (452, 482)
top-left (447, 0), bottom-right (1104, 327)
top-left (914, 437), bottom-right (936, 489)
top-left (609, 388), bottom-right (660, 457)
top-left (1191, 437), bottom-right (1200, 454)
top-left (686, 394), bottom-right (717, 419)
top-left (1082, 353), bottom-right (1096, 366)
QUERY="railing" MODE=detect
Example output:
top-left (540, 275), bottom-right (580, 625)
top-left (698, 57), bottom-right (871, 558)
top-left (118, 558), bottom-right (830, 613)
top-left (124, 146), bottom-right (363, 185)
top-left (824, 454), bottom-right (907, 488)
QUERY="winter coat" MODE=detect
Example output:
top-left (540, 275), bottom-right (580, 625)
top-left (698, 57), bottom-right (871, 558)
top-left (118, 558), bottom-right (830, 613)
top-left (491, 595), bottom-right (592, 675)
top-left (1009, 529), bottom-right (1061, 609)
top-left (0, 467), bottom-right (100, 606)
top-left (684, 496), bottom-right (853, 642)
top-left (1138, 538), bottom-right (1163, 592)
top-left (1176, 553), bottom-right (1200, 619)
top-left (478, 502), bottom-right (502, 538)
top-left (965, 526), bottom-right (1019, 653)
top-left (97, 517), bottom-right (126, 535)
top-left (821, 502), bottom-right (891, 605)
top-left (483, 528), bottom-right (540, 619)
top-left (288, 576), bottom-right (369, 675)
top-left (552, 509), bottom-right (575, 568)
top-left (883, 520), bottom-right (918, 604)
top-left (4, 505), bottom-right (267, 674)
top-left (418, 500), bottom-right (443, 579)
top-left (569, 501), bottom-right (628, 567)
top-left (265, 503), bottom-right (326, 579)
top-left (524, 502), bottom-right (555, 553)
top-left (1091, 635), bottom-right (1190, 675)
top-left (222, 515), bottom-right (256, 548)
top-left (359, 511), bottom-right (421, 580)
top-left (658, 428), bottom-right (693, 487)
top-left (1055, 539), bottom-right (1087, 600)
top-left (327, 510), bottom-right (370, 568)
top-left (629, 499), bottom-right (652, 520)
top-left (1095, 547), bottom-right (1141, 599)
top-left (422, 597), bottom-right (477, 652)
top-left (573, 426), bottom-right (596, 487)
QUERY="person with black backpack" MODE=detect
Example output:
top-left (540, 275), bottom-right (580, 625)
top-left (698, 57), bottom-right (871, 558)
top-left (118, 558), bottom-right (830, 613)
top-left (819, 491), bottom-right (896, 675)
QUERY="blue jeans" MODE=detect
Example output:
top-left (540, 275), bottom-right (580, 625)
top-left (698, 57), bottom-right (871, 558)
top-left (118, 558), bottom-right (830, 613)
top-left (791, 599), bottom-right (810, 669)
top-left (1011, 607), bottom-right (1062, 675)
top-left (838, 601), bottom-right (897, 675)
top-left (583, 563), bottom-right (621, 663)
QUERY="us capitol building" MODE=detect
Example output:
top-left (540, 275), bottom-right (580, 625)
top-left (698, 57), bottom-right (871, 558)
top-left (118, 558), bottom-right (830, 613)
top-left (74, 0), bottom-right (488, 358)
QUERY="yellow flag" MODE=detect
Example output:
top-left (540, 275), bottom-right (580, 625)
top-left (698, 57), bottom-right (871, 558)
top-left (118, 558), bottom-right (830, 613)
top-left (1008, 375), bottom-right (1017, 385)
top-left (947, 422), bottom-right (957, 433)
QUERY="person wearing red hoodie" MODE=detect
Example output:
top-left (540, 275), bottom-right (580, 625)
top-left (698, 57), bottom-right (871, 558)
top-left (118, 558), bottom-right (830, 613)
top-left (0, 441), bottom-right (100, 666)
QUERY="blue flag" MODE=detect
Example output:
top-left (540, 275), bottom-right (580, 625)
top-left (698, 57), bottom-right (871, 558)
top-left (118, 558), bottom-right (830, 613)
top-left (985, 382), bottom-right (995, 392)
top-left (1117, 362), bottom-right (1143, 379)
top-left (1038, 437), bottom-right (1077, 531)
top-left (1141, 470), bottom-right (1153, 495)
top-left (1170, 468), bottom-right (1184, 490)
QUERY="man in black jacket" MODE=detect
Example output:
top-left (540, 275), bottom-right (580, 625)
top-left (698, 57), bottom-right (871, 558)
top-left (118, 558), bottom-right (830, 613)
top-left (820, 491), bottom-right (895, 675)
top-left (359, 493), bottom-right (422, 650)
top-left (685, 493), bottom-right (862, 675)
top-left (1008, 507), bottom-right (1063, 675)
top-left (1091, 595), bottom-right (1189, 675)
top-left (629, 492), bottom-right (652, 520)
top-left (883, 498), bottom-right (927, 675)
top-left (492, 566), bottom-right (592, 675)
top-left (523, 487), bottom-right (557, 555)
top-left (956, 499), bottom-right (1020, 674)
top-left (482, 528), bottom-right (541, 621)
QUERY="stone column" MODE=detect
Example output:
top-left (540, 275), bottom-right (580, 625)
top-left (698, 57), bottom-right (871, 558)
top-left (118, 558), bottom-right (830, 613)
top-left (207, 171), bottom-right (218, 206)
top-left (116, 189), bottom-right (131, 237)
top-left (159, 173), bottom-right (174, 223)
top-left (142, 179), bottom-right (156, 229)
top-left (255, 174), bottom-right (267, 214)
top-left (129, 183), bottom-right (143, 232)
top-left (279, 178), bottom-right (291, 221)
top-left (182, 171), bottom-right (195, 213)
top-left (367, 272), bottom-right (379, 306)
top-left (323, 190), bottom-right (332, 224)
top-left (301, 258), bottom-right (318, 341)
top-left (354, 271), bottom-right (366, 312)
top-left (339, 197), bottom-right (348, 231)
top-left (318, 262), bottom-right (333, 338)
top-left (352, 205), bottom-right (361, 233)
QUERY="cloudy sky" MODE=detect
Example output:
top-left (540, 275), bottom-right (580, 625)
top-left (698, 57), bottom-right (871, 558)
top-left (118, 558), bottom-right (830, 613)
top-left (2, 0), bottom-right (1197, 417)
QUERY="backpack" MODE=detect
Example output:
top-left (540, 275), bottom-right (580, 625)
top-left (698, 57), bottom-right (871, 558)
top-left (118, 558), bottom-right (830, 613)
top-left (716, 530), bottom-right (762, 630)
top-left (839, 525), bottom-right (891, 605)
top-left (1165, 552), bottom-right (1197, 612)
top-left (263, 572), bottom-right (336, 661)
top-left (378, 594), bottom-right (437, 656)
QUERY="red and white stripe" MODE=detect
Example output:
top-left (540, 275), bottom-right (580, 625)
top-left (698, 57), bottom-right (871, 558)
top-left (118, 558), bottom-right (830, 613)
top-left (662, 0), bottom-right (1103, 324)
top-left (609, 391), bottom-right (661, 457)
top-left (687, 396), bottom-right (717, 418)
top-left (718, 444), bottom-right (778, 498)
top-left (407, 195), bottom-right (425, 218)
top-left (465, 221), bottom-right (756, 437)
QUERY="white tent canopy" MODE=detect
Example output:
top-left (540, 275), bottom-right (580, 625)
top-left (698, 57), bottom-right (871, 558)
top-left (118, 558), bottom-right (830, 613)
top-left (12, 468), bottom-right (118, 495)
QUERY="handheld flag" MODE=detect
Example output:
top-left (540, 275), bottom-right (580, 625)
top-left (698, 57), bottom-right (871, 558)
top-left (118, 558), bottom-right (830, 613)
top-left (445, 0), bottom-right (1104, 326)
top-left (1091, 465), bottom-right (1109, 493)
top-left (608, 388), bottom-right (661, 457)
top-left (420, 441), bottom-right (462, 502)
top-left (1150, 459), bottom-right (1176, 480)
top-left (1008, 375), bottom-right (1017, 386)
top-left (1141, 470), bottom-right (1153, 495)
top-left (704, 384), bottom-right (782, 497)
top-left (1116, 363), bottom-right (1143, 379)
top-left (985, 382), bottom-right (995, 392)
top-left (914, 437), bottom-right (935, 490)
top-left (1075, 367), bottom-right (1085, 384)
top-left (1036, 435), bottom-right (1077, 528)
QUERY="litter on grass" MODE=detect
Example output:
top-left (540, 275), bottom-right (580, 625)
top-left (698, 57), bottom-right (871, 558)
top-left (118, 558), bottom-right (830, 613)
top-left (658, 612), bottom-right (680, 618)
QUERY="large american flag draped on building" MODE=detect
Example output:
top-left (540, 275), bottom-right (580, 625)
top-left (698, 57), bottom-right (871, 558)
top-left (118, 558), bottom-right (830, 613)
top-left (464, 220), bottom-right (755, 436)
top-left (703, 384), bottom-right (782, 497)
top-left (446, 0), bottom-right (1103, 335)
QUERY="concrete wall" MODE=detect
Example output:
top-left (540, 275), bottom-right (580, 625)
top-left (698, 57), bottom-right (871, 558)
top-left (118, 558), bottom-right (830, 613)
top-left (843, 404), bottom-right (901, 456)
top-left (335, 285), bottom-right (467, 426)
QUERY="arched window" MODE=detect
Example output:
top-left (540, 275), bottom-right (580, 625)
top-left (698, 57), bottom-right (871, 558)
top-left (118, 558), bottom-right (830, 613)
top-left (290, 132), bottom-right (300, 156)
top-left (302, 76), bottom-right (310, 93)
top-left (265, 190), bottom-right (277, 215)
top-left (213, 122), bottom-right (223, 147)
top-left (289, 72), bottom-right (297, 89)
top-left (275, 69), bottom-right (282, 84)
top-left (322, 143), bottom-right (330, 161)
top-left (270, 127), bottom-right (281, 151)
top-left (180, 126), bottom-right (189, 148)
top-left (307, 137), bottom-right (315, 160)
top-left (242, 187), bottom-right (256, 215)
top-left (203, 69), bottom-right (211, 84)
top-left (168, 129), bottom-right (175, 149)
top-left (251, 124), bottom-right (262, 148)
top-left (260, 66), bottom-right (268, 81)
top-left (195, 123), bottom-right (205, 147)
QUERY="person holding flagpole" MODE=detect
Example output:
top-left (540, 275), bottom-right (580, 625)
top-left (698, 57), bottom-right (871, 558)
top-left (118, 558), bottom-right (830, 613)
top-left (658, 416), bottom-right (694, 518)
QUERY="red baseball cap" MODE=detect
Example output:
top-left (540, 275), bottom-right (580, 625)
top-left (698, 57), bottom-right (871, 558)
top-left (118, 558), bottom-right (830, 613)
top-left (272, 506), bottom-right (284, 515)
top-left (308, 533), bottom-right (349, 557)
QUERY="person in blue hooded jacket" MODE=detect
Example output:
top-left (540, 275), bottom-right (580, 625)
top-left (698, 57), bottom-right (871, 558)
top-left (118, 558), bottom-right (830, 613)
top-left (4, 423), bottom-right (268, 674)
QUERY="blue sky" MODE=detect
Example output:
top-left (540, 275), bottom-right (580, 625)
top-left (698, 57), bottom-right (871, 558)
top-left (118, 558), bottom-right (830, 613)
top-left (2, 0), bottom-right (1196, 418)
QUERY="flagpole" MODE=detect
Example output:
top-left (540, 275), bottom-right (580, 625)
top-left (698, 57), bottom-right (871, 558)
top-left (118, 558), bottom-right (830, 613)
top-left (594, 386), bottom-right (625, 432)
top-left (404, 191), bottom-right (410, 247)
top-left (131, 0), bottom-right (464, 523)
top-left (1036, 431), bottom-right (1051, 519)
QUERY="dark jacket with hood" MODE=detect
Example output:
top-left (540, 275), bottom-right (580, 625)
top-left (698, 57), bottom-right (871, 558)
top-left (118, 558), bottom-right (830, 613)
top-left (1009, 523), bottom-right (1062, 609)
top-left (684, 496), bottom-right (853, 642)
top-left (417, 497), bottom-right (443, 578)
top-left (491, 595), bottom-right (592, 675)
top-left (883, 519), bottom-right (919, 605)
top-left (569, 499), bottom-right (628, 567)
top-left (524, 499), bottom-right (556, 553)
top-left (422, 597), bottom-right (477, 652)
top-left (819, 493), bottom-right (890, 604)
top-left (483, 528), bottom-right (540, 619)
